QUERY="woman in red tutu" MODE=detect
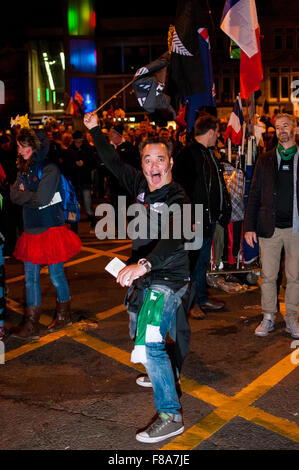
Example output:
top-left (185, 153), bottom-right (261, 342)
top-left (10, 127), bottom-right (82, 339)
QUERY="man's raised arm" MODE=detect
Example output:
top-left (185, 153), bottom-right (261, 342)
top-left (84, 113), bottom-right (141, 197)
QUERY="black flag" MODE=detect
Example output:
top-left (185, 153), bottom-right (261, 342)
top-left (167, 0), bottom-right (207, 110)
top-left (132, 52), bottom-right (176, 120)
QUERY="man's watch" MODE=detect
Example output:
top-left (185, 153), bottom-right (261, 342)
top-left (137, 258), bottom-right (152, 273)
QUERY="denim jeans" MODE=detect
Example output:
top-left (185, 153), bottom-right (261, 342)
top-left (140, 283), bottom-right (187, 415)
top-left (24, 261), bottom-right (70, 307)
top-left (191, 235), bottom-right (213, 304)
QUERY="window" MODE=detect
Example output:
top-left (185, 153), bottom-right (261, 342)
top-left (123, 46), bottom-right (150, 74)
top-left (274, 35), bottom-right (282, 49)
top-left (29, 40), bottom-right (65, 114)
top-left (70, 77), bottom-right (97, 113)
top-left (70, 39), bottom-right (97, 74)
top-left (286, 36), bottom-right (294, 49)
top-left (270, 77), bottom-right (278, 98)
top-left (102, 47), bottom-right (122, 74)
top-left (281, 76), bottom-right (289, 99)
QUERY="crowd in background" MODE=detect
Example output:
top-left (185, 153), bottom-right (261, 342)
top-left (0, 106), bottom-right (297, 258)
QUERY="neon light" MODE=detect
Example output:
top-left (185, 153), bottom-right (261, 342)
top-left (60, 52), bottom-right (65, 70)
top-left (68, 0), bottom-right (95, 35)
top-left (44, 59), bottom-right (55, 91)
top-left (68, 6), bottom-right (78, 35)
top-left (53, 91), bottom-right (56, 104)
top-left (70, 39), bottom-right (97, 73)
top-left (37, 88), bottom-right (41, 103)
top-left (46, 88), bottom-right (50, 102)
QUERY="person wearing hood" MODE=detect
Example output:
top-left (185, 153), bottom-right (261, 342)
top-left (10, 128), bottom-right (82, 340)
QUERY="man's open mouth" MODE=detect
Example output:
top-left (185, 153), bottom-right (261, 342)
top-left (151, 173), bottom-right (162, 185)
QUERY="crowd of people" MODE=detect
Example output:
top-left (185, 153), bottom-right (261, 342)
top-left (0, 106), bottom-right (298, 444)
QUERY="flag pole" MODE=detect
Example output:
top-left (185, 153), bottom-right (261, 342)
top-left (228, 138), bottom-right (232, 162)
top-left (92, 79), bottom-right (135, 114)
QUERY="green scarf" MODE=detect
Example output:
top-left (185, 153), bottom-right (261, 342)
top-left (277, 144), bottom-right (298, 161)
top-left (131, 289), bottom-right (165, 365)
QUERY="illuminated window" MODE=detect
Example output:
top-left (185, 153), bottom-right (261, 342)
top-left (68, 0), bottom-right (96, 36)
top-left (70, 39), bottom-right (97, 73)
top-left (71, 77), bottom-right (97, 113)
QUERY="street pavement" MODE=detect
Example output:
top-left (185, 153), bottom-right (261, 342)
top-left (1, 220), bottom-right (298, 456)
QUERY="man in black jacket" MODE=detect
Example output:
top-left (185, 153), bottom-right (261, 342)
top-left (84, 112), bottom-right (191, 444)
top-left (173, 114), bottom-right (231, 319)
top-left (244, 113), bottom-right (299, 338)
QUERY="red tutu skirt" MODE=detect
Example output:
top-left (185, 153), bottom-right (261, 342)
top-left (13, 225), bottom-right (82, 265)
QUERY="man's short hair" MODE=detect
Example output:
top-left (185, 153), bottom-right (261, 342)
top-left (273, 113), bottom-right (297, 128)
top-left (194, 114), bottom-right (219, 136)
top-left (139, 136), bottom-right (173, 157)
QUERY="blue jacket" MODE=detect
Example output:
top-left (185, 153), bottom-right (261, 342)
top-left (10, 131), bottom-right (64, 234)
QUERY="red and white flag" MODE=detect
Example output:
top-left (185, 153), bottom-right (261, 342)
top-left (225, 95), bottom-right (244, 146)
top-left (221, 0), bottom-right (263, 99)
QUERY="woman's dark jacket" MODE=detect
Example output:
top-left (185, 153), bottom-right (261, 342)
top-left (10, 131), bottom-right (64, 235)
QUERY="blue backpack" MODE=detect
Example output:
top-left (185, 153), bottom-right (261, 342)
top-left (38, 164), bottom-right (80, 223)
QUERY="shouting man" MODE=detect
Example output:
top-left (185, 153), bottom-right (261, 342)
top-left (84, 113), bottom-right (191, 444)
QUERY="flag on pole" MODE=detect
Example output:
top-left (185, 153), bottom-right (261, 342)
top-left (185, 27), bottom-right (216, 132)
top-left (225, 95), bottom-right (244, 145)
top-left (220, 0), bottom-right (263, 99)
top-left (132, 53), bottom-right (176, 119)
top-left (167, 0), bottom-right (206, 111)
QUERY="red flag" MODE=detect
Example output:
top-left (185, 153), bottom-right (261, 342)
top-left (240, 28), bottom-right (263, 99)
top-left (221, 0), bottom-right (263, 100)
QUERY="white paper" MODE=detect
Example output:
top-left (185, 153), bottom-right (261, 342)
top-left (105, 257), bottom-right (127, 278)
top-left (39, 191), bottom-right (62, 210)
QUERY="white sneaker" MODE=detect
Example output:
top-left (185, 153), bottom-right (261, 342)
top-left (136, 375), bottom-right (152, 388)
top-left (285, 320), bottom-right (299, 339)
top-left (255, 319), bottom-right (275, 337)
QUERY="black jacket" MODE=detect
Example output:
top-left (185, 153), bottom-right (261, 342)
top-left (173, 141), bottom-right (231, 237)
top-left (244, 147), bottom-right (299, 238)
top-left (90, 126), bottom-right (190, 287)
top-left (10, 131), bottom-right (64, 234)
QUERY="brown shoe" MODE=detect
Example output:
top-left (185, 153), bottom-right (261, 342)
top-left (10, 306), bottom-right (41, 340)
top-left (47, 299), bottom-right (72, 332)
top-left (189, 304), bottom-right (206, 319)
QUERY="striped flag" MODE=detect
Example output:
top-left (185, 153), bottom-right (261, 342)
top-left (225, 95), bottom-right (244, 145)
top-left (221, 0), bottom-right (263, 99)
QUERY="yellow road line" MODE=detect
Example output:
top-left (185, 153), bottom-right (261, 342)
top-left (4, 303), bottom-right (125, 362)
top-left (240, 406), bottom-right (299, 443)
top-left (6, 243), bottom-right (131, 284)
top-left (4, 295), bottom-right (299, 447)
top-left (68, 330), bottom-right (145, 375)
top-left (5, 329), bottom-right (68, 362)
top-left (162, 351), bottom-right (299, 450)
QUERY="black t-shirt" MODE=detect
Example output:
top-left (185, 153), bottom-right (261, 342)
top-left (275, 158), bottom-right (294, 228)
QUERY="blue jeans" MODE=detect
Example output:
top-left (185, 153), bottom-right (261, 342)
top-left (140, 284), bottom-right (187, 415)
top-left (24, 261), bottom-right (70, 307)
top-left (191, 233), bottom-right (214, 305)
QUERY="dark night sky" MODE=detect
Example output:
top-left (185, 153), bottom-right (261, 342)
top-left (1, 0), bottom-right (178, 47)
